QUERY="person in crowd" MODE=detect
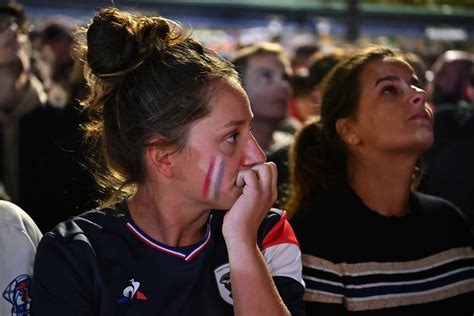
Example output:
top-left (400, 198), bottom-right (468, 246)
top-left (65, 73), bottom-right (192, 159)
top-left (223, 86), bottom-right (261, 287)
top-left (39, 19), bottom-right (75, 89)
top-left (232, 42), bottom-right (300, 154)
top-left (0, 200), bottom-right (42, 316)
top-left (270, 49), bottom-right (346, 208)
top-left (421, 50), bottom-right (474, 229)
top-left (290, 43), bottom-right (319, 74)
top-left (32, 7), bottom-right (305, 315)
top-left (287, 46), bottom-right (474, 314)
top-left (289, 49), bottom-right (346, 124)
top-left (0, 2), bottom-right (96, 232)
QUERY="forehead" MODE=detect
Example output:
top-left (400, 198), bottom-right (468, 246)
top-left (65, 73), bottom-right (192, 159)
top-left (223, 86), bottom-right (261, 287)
top-left (206, 79), bottom-right (251, 117)
top-left (246, 53), bottom-right (290, 71)
top-left (360, 58), bottom-right (414, 83)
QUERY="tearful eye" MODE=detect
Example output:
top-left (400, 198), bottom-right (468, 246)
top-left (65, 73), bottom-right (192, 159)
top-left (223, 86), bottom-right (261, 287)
top-left (382, 85), bottom-right (397, 95)
top-left (226, 132), bottom-right (239, 143)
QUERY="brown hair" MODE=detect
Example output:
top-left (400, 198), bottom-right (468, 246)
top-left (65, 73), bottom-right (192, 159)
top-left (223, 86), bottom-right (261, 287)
top-left (231, 42), bottom-right (288, 82)
top-left (79, 7), bottom-right (238, 205)
top-left (286, 46), bottom-right (418, 215)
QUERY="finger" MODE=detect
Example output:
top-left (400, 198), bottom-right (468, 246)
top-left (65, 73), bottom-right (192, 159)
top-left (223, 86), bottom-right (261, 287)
top-left (267, 162), bottom-right (278, 202)
top-left (250, 163), bottom-right (277, 200)
top-left (235, 168), bottom-right (258, 189)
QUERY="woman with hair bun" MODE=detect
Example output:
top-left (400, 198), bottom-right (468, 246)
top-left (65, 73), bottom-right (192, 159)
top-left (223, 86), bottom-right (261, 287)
top-left (287, 46), bottom-right (474, 315)
top-left (32, 7), bottom-right (305, 315)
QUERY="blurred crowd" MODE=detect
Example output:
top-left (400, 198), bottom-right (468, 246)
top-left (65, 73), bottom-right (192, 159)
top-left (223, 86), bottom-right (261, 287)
top-left (0, 2), bottom-right (473, 314)
top-left (0, 1), bottom-right (472, 232)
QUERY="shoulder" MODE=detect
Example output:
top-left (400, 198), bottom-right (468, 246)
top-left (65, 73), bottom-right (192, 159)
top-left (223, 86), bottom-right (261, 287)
top-left (258, 208), bottom-right (299, 250)
top-left (258, 209), bottom-right (306, 289)
top-left (41, 203), bottom-right (126, 248)
top-left (0, 200), bottom-right (42, 245)
top-left (412, 190), bottom-right (462, 215)
top-left (290, 186), bottom-right (351, 227)
top-left (411, 191), bottom-right (473, 236)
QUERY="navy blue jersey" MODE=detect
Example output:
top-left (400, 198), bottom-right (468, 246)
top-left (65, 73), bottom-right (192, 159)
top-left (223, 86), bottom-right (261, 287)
top-left (32, 200), bottom-right (305, 315)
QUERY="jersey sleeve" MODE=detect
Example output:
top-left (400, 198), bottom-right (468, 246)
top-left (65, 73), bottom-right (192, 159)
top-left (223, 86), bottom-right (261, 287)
top-left (259, 209), bottom-right (306, 316)
top-left (32, 226), bottom-right (96, 315)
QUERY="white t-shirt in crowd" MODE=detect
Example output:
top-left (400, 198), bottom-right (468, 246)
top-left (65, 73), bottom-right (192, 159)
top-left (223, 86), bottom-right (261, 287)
top-left (0, 200), bottom-right (42, 316)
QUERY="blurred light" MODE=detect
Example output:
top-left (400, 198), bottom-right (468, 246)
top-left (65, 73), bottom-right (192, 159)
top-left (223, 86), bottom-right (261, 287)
top-left (440, 4), bottom-right (453, 15)
top-left (313, 18), bottom-right (331, 35)
top-left (425, 27), bottom-right (467, 41)
top-left (267, 17), bottom-right (283, 36)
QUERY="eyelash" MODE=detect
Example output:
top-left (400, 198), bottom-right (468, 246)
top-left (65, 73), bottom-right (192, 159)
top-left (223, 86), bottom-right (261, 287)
top-left (226, 132), bottom-right (239, 143)
top-left (382, 85), bottom-right (398, 95)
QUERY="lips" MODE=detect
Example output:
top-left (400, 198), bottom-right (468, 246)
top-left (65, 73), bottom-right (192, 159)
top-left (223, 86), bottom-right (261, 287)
top-left (409, 111), bottom-right (431, 121)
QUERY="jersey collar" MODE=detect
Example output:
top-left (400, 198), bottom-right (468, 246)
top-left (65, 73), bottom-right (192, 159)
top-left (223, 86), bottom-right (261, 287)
top-left (125, 214), bottom-right (213, 262)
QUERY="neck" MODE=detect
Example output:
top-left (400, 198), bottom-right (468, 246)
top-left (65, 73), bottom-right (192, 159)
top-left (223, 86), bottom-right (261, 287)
top-left (251, 117), bottom-right (281, 151)
top-left (348, 152), bottom-right (417, 217)
top-left (128, 182), bottom-right (209, 247)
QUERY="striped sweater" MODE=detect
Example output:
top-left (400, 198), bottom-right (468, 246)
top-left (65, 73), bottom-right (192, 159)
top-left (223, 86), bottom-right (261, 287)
top-left (291, 185), bottom-right (474, 315)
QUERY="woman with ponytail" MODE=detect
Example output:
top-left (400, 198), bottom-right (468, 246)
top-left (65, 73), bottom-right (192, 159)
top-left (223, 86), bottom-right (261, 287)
top-left (288, 46), bottom-right (474, 315)
top-left (32, 7), bottom-right (305, 315)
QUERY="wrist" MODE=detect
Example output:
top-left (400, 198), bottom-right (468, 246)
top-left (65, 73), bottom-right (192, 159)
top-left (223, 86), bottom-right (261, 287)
top-left (223, 232), bottom-right (257, 250)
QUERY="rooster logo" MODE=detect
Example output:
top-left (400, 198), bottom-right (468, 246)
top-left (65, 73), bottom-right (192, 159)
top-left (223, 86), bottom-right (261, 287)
top-left (118, 279), bottom-right (148, 303)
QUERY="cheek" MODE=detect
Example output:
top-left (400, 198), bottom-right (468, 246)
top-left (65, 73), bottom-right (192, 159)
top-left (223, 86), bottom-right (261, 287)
top-left (201, 155), bottom-right (228, 201)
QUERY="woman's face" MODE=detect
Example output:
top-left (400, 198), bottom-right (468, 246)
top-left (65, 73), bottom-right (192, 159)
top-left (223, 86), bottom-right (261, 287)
top-left (294, 88), bottom-right (322, 122)
top-left (346, 59), bottom-right (433, 157)
top-left (172, 79), bottom-right (266, 210)
top-left (0, 15), bottom-right (22, 64)
top-left (243, 54), bottom-right (292, 122)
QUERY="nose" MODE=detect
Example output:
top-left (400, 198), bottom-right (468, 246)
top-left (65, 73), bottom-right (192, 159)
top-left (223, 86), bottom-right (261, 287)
top-left (409, 86), bottom-right (427, 107)
top-left (241, 135), bottom-right (266, 167)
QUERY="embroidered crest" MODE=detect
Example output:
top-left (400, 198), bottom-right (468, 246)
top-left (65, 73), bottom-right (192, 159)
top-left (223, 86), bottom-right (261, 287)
top-left (2, 274), bottom-right (31, 316)
top-left (118, 279), bottom-right (148, 303)
top-left (214, 264), bottom-right (233, 305)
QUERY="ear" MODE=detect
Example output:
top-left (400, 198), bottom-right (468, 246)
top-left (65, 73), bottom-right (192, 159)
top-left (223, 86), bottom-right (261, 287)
top-left (145, 143), bottom-right (174, 179)
top-left (335, 117), bottom-right (360, 146)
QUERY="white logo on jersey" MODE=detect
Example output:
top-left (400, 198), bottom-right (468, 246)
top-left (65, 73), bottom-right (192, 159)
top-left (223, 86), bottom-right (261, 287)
top-left (214, 264), bottom-right (233, 305)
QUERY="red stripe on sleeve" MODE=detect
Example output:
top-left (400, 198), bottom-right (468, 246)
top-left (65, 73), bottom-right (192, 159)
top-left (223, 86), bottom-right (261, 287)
top-left (261, 211), bottom-right (300, 251)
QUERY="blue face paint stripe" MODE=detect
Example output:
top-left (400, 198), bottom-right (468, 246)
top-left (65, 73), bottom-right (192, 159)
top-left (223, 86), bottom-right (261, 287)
top-left (213, 159), bottom-right (226, 200)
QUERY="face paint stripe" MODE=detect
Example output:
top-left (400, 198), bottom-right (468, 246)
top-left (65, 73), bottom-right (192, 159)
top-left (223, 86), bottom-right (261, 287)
top-left (213, 158), bottom-right (226, 200)
top-left (202, 155), bottom-right (216, 199)
top-left (209, 156), bottom-right (221, 198)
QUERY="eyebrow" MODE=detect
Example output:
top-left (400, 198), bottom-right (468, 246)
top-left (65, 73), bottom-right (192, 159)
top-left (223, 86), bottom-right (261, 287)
top-left (224, 119), bottom-right (248, 128)
top-left (374, 75), bottom-right (400, 87)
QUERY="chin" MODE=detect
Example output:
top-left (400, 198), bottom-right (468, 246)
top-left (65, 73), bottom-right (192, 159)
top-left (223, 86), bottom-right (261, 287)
top-left (412, 136), bottom-right (434, 156)
top-left (418, 131), bottom-right (434, 147)
top-left (208, 189), bottom-right (241, 210)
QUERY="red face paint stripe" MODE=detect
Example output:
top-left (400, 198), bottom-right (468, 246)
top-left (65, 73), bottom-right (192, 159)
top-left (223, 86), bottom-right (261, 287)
top-left (202, 155), bottom-right (216, 199)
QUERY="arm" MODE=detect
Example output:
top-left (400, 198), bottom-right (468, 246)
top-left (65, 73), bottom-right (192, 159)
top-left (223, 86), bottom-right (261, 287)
top-left (222, 162), bottom-right (292, 316)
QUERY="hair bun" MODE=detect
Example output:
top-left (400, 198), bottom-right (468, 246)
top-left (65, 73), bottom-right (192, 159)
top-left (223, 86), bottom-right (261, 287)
top-left (135, 16), bottom-right (172, 57)
top-left (86, 8), bottom-right (178, 79)
top-left (86, 8), bottom-right (139, 78)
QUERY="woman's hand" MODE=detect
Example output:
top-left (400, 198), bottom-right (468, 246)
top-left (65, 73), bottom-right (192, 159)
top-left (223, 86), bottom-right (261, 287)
top-left (222, 162), bottom-right (277, 245)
